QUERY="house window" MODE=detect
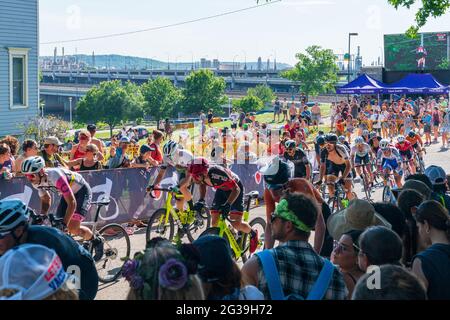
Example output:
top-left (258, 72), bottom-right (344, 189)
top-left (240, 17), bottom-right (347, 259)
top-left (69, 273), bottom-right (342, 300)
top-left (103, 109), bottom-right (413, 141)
top-left (8, 47), bottom-right (30, 109)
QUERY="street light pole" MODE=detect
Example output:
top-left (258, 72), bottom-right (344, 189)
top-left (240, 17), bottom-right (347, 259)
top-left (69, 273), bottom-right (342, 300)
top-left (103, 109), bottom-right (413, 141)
top-left (69, 97), bottom-right (73, 128)
top-left (348, 33), bottom-right (358, 83)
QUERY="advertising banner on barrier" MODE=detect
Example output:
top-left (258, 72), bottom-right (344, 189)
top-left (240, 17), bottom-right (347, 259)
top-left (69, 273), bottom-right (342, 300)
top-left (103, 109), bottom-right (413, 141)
top-left (0, 164), bottom-right (265, 225)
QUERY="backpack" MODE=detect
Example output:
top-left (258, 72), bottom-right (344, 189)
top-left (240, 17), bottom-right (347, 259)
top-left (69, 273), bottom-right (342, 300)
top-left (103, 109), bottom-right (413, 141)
top-left (257, 250), bottom-right (335, 300)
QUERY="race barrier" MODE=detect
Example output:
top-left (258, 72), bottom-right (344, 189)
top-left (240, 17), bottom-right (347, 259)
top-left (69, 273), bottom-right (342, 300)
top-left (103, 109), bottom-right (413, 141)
top-left (0, 164), bottom-right (266, 226)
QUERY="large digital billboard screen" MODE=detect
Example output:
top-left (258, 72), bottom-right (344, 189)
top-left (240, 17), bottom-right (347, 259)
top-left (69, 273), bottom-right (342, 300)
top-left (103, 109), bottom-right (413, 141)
top-left (384, 32), bottom-right (450, 71)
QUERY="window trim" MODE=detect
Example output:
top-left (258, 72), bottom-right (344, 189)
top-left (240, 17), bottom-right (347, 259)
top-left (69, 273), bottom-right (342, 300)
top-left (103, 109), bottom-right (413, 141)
top-left (8, 47), bottom-right (30, 109)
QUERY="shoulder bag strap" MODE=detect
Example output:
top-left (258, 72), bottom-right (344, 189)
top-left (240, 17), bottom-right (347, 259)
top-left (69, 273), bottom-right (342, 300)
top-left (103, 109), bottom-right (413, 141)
top-left (306, 259), bottom-right (335, 300)
top-left (256, 250), bottom-right (285, 300)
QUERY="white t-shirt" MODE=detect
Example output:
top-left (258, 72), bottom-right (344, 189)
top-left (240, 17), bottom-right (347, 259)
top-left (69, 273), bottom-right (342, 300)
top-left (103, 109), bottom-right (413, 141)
top-left (238, 285), bottom-right (264, 300)
top-left (230, 112), bottom-right (239, 124)
top-left (371, 114), bottom-right (382, 129)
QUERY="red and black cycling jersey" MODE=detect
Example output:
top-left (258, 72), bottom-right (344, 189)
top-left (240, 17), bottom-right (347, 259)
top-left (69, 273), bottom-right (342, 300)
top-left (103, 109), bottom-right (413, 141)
top-left (207, 165), bottom-right (240, 191)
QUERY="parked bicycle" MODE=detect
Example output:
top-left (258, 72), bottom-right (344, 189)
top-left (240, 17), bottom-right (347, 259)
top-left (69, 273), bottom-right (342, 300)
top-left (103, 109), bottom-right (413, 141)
top-left (199, 191), bottom-right (266, 263)
top-left (29, 200), bottom-right (131, 283)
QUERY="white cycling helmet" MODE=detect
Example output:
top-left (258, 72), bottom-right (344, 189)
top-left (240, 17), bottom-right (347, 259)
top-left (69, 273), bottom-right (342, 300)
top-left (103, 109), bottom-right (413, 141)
top-left (354, 137), bottom-right (365, 145)
top-left (163, 140), bottom-right (179, 158)
top-left (0, 199), bottom-right (30, 232)
top-left (397, 135), bottom-right (406, 143)
top-left (380, 139), bottom-right (390, 150)
top-left (21, 156), bottom-right (45, 174)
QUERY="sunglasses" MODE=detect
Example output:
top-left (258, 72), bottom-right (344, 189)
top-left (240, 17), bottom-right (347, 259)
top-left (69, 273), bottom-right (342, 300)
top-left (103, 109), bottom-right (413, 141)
top-left (333, 240), bottom-right (360, 253)
top-left (79, 136), bottom-right (88, 140)
top-left (43, 144), bottom-right (53, 148)
top-left (0, 230), bottom-right (12, 240)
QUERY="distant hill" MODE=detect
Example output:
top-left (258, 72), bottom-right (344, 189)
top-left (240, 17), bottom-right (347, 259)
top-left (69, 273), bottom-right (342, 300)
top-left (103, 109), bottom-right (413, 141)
top-left (40, 54), bottom-right (292, 71)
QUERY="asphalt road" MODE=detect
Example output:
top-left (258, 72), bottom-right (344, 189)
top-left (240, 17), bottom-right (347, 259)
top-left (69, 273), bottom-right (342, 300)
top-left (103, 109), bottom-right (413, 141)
top-left (95, 141), bottom-right (450, 300)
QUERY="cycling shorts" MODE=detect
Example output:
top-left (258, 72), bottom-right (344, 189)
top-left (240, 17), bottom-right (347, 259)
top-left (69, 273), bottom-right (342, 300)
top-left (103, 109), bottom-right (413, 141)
top-left (412, 143), bottom-right (420, 150)
top-left (382, 158), bottom-right (402, 175)
top-left (399, 150), bottom-right (413, 160)
top-left (211, 180), bottom-right (244, 214)
top-left (326, 161), bottom-right (352, 179)
top-left (56, 185), bottom-right (92, 222)
top-left (355, 154), bottom-right (370, 166)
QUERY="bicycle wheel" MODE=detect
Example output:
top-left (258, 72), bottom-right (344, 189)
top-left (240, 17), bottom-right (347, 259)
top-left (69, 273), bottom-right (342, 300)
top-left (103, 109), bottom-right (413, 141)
top-left (382, 185), bottom-right (392, 203)
top-left (186, 208), bottom-right (211, 243)
top-left (145, 208), bottom-right (175, 243)
top-left (362, 175), bottom-right (372, 201)
top-left (241, 217), bottom-right (266, 263)
top-left (327, 197), bottom-right (341, 214)
top-left (95, 223), bottom-right (131, 283)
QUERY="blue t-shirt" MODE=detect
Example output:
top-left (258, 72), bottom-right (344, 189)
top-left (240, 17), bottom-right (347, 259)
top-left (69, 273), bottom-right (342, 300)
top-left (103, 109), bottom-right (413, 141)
top-left (422, 114), bottom-right (432, 125)
top-left (26, 225), bottom-right (99, 300)
top-left (414, 243), bottom-right (450, 300)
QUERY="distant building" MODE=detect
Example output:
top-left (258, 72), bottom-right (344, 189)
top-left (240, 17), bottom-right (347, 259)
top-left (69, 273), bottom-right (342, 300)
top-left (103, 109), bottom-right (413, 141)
top-left (0, 0), bottom-right (39, 137)
top-left (212, 59), bottom-right (220, 69)
top-left (257, 57), bottom-right (262, 71)
top-left (200, 58), bottom-right (212, 69)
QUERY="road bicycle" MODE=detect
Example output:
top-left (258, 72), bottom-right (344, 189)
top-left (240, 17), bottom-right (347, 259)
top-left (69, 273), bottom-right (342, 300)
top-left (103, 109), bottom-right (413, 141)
top-left (29, 200), bottom-right (131, 283)
top-left (354, 164), bottom-right (373, 202)
top-left (199, 191), bottom-right (266, 263)
top-left (326, 180), bottom-right (357, 214)
top-left (414, 148), bottom-right (426, 174)
top-left (146, 187), bottom-right (211, 244)
top-left (382, 171), bottom-right (399, 204)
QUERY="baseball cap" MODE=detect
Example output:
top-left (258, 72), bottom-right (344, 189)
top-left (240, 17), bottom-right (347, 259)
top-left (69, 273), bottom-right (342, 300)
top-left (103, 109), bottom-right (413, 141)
top-left (120, 137), bottom-right (131, 144)
top-left (425, 165), bottom-right (447, 185)
top-left (0, 244), bottom-right (70, 300)
top-left (44, 136), bottom-right (63, 146)
top-left (192, 235), bottom-right (233, 283)
top-left (87, 124), bottom-right (97, 131)
top-left (392, 179), bottom-right (432, 200)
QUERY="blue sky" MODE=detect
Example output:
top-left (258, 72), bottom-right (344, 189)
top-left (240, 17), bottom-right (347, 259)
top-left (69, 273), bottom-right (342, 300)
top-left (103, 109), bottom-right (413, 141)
top-left (39, 0), bottom-right (450, 66)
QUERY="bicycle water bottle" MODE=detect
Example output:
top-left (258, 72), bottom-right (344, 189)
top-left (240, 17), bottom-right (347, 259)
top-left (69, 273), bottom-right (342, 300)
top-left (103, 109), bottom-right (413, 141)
top-left (341, 199), bottom-right (349, 209)
top-left (244, 210), bottom-right (249, 222)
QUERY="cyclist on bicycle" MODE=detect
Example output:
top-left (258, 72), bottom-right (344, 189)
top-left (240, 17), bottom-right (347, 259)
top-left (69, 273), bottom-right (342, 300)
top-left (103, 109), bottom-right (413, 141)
top-left (368, 131), bottom-right (382, 156)
top-left (317, 133), bottom-right (355, 201)
top-left (338, 135), bottom-right (351, 153)
top-left (406, 130), bottom-right (424, 160)
top-left (283, 140), bottom-right (311, 180)
top-left (376, 139), bottom-right (403, 188)
top-left (20, 157), bottom-right (102, 251)
top-left (0, 199), bottom-right (99, 300)
top-left (186, 157), bottom-right (259, 253)
top-left (351, 137), bottom-right (374, 186)
top-left (261, 157), bottom-right (327, 254)
top-left (149, 140), bottom-right (194, 212)
top-left (314, 134), bottom-right (326, 166)
top-left (395, 135), bottom-right (416, 175)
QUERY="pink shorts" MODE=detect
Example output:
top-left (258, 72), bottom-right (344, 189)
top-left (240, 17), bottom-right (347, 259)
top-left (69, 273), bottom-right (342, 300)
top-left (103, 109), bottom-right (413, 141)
top-left (71, 213), bottom-right (86, 223)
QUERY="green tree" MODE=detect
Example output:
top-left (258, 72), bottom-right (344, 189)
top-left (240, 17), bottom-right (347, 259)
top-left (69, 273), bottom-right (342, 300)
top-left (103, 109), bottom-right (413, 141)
top-left (388, 0), bottom-right (450, 37)
top-left (247, 84), bottom-right (275, 106)
top-left (76, 80), bottom-right (144, 137)
top-left (233, 94), bottom-right (264, 113)
top-left (282, 45), bottom-right (338, 100)
top-left (182, 69), bottom-right (227, 115)
top-left (141, 77), bottom-right (182, 122)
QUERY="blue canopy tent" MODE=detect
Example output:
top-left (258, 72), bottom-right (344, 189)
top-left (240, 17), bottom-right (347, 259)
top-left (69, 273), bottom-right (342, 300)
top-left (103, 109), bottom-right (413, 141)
top-left (336, 74), bottom-right (386, 94)
top-left (385, 73), bottom-right (449, 94)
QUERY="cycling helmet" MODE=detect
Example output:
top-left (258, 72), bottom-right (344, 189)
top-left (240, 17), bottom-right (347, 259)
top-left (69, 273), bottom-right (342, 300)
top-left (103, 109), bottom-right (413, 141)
top-left (397, 135), bottom-right (406, 143)
top-left (338, 136), bottom-right (346, 143)
top-left (316, 136), bottom-right (325, 146)
top-left (354, 137), bottom-right (365, 145)
top-left (163, 140), bottom-right (179, 158)
top-left (363, 130), bottom-right (370, 136)
top-left (408, 130), bottom-right (416, 138)
top-left (261, 157), bottom-right (293, 189)
top-left (380, 139), bottom-right (390, 150)
top-left (21, 156), bottom-right (45, 174)
top-left (285, 140), bottom-right (296, 149)
top-left (187, 157), bottom-right (209, 179)
top-left (0, 199), bottom-right (30, 232)
top-left (369, 131), bottom-right (377, 139)
top-left (325, 133), bottom-right (338, 144)
top-left (211, 146), bottom-right (224, 158)
top-left (139, 144), bottom-right (155, 155)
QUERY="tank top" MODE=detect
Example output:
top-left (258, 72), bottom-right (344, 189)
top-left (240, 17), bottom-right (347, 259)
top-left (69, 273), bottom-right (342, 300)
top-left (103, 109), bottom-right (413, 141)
top-left (79, 159), bottom-right (101, 171)
top-left (73, 145), bottom-right (87, 160)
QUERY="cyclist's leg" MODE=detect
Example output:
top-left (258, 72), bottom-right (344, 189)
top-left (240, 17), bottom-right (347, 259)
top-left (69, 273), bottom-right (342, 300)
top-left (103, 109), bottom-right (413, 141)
top-left (407, 151), bottom-right (416, 174)
top-left (67, 186), bottom-right (93, 240)
top-left (210, 189), bottom-right (226, 227)
top-left (228, 184), bottom-right (251, 233)
top-left (176, 172), bottom-right (190, 211)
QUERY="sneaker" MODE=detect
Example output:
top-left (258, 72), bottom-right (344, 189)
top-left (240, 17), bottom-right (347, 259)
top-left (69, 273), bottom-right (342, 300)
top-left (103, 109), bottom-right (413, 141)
top-left (249, 229), bottom-right (259, 254)
top-left (91, 236), bottom-right (105, 262)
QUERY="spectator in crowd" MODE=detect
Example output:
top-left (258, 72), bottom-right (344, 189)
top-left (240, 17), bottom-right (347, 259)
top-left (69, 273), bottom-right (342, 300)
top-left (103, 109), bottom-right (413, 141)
top-left (273, 97), bottom-right (281, 123)
top-left (412, 200), bottom-right (450, 300)
top-left (207, 109), bottom-right (214, 126)
top-left (0, 136), bottom-right (20, 159)
top-left (311, 103), bottom-right (321, 131)
top-left (108, 137), bottom-right (132, 169)
top-left (14, 140), bottom-right (39, 174)
top-left (39, 136), bottom-right (67, 168)
top-left (193, 235), bottom-right (263, 300)
top-left (70, 129), bottom-right (90, 161)
top-left (0, 244), bottom-right (78, 300)
top-left (131, 144), bottom-right (157, 169)
top-left (242, 192), bottom-right (347, 300)
top-left (164, 118), bottom-right (173, 140)
top-left (230, 109), bottom-right (239, 131)
top-left (327, 199), bottom-right (392, 241)
top-left (158, 120), bottom-right (165, 132)
top-left (86, 124), bottom-right (105, 161)
top-left (425, 165), bottom-right (450, 212)
top-left (357, 226), bottom-right (403, 273)
top-left (125, 238), bottom-right (204, 300)
top-left (66, 144), bottom-right (103, 171)
top-left (352, 265), bottom-right (426, 300)
top-left (371, 202), bottom-right (406, 239)
top-left (148, 130), bottom-right (164, 165)
top-left (330, 230), bottom-right (365, 299)
top-left (0, 143), bottom-right (14, 179)
top-left (289, 102), bottom-right (297, 121)
top-left (397, 189), bottom-right (425, 267)
top-left (393, 179), bottom-right (432, 201)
